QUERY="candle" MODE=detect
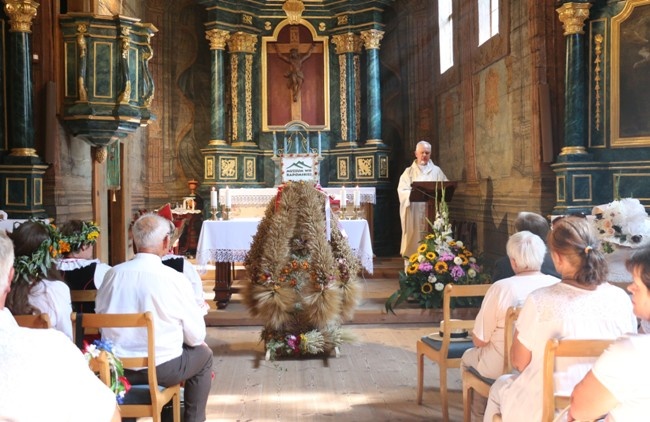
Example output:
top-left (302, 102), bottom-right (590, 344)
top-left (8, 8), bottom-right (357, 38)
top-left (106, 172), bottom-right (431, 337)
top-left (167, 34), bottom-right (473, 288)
top-left (318, 131), bottom-right (322, 155)
top-left (354, 185), bottom-right (361, 207)
top-left (273, 131), bottom-right (277, 156)
top-left (340, 186), bottom-right (347, 208)
top-left (284, 135), bottom-right (288, 155)
top-left (225, 186), bottom-right (231, 208)
top-left (210, 187), bottom-right (218, 208)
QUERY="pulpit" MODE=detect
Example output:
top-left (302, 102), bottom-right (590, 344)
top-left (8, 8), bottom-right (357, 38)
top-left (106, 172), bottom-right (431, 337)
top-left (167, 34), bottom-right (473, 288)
top-left (410, 181), bottom-right (457, 223)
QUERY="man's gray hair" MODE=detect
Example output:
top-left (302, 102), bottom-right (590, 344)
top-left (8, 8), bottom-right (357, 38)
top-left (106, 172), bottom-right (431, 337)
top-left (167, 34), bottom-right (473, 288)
top-left (132, 213), bottom-right (172, 251)
top-left (0, 230), bottom-right (14, 292)
top-left (416, 140), bottom-right (431, 150)
top-left (514, 211), bottom-right (550, 240)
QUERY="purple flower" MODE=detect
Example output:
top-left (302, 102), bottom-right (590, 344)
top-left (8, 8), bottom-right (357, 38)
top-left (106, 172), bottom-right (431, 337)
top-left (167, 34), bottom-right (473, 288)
top-left (450, 265), bottom-right (465, 281)
top-left (418, 261), bottom-right (433, 272)
top-left (286, 335), bottom-right (299, 350)
top-left (440, 252), bottom-right (455, 261)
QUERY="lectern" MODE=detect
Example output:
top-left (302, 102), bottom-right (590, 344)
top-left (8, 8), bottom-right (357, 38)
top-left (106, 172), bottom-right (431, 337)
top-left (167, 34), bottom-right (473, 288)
top-left (409, 181), bottom-right (457, 224)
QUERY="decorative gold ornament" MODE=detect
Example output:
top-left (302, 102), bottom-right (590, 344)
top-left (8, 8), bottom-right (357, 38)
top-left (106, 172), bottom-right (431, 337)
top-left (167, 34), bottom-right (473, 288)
top-left (9, 147), bottom-right (38, 157)
top-left (205, 29), bottom-right (230, 50)
top-left (227, 32), bottom-right (257, 54)
top-left (556, 2), bottom-right (591, 36)
top-left (593, 34), bottom-right (603, 131)
top-left (282, 0), bottom-right (305, 25)
top-left (360, 29), bottom-right (384, 50)
top-left (331, 33), bottom-right (362, 55)
top-left (93, 146), bottom-right (107, 163)
top-left (559, 146), bottom-right (588, 156)
top-left (4, 0), bottom-right (39, 33)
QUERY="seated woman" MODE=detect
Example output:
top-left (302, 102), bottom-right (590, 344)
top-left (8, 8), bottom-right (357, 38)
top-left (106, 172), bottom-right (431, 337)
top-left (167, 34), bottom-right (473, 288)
top-left (6, 220), bottom-right (73, 340)
top-left (461, 231), bottom-right (560, 418)
top-left (570, 246), bottom-right (650, 421)
top-left (57, 220), bottom-right (111, 313)
top-left (484, 216), bottom-right (637, 422)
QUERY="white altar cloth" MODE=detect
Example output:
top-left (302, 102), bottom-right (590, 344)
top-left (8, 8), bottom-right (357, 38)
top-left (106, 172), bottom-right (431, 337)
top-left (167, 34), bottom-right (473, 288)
top-left (196, 218), bottom-right (374, 274)
top-left (219, 187), bottom-right (376, 206)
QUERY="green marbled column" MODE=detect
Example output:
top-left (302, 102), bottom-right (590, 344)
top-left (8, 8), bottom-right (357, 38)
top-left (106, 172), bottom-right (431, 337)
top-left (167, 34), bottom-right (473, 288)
top-left (206, 28), bottom-right (230, 146)
top-left (7, 25), bottom-right (34, 152)
top-left (360, 29), bottom-right (384, 145)
top-left (345, 52), bottom-right (357, 144)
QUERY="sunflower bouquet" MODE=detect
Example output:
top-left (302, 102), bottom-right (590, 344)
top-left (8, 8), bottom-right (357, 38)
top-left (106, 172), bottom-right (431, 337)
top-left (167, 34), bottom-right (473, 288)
top-left (386, 196), bottom-right (490, 312)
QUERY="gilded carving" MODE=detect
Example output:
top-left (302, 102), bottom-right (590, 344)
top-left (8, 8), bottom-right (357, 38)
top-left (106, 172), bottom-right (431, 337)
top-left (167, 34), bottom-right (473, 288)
top-left (9, 147), bottom-right (37, 157)
top-left (283, 0), bottom-right (305, 25)
top-left (594, 34), bottom-right (603, 131)
top-left (93, 146), bottom-right (107, 163)
top-left (227, 32), bottom-right (257, 54)
top-left (118, 27), bottom-right (132, 104)
top-left (360, 29), bottom-right (384, 50)
top-left (264, 21), bottom-right (272, 31)
top-left (231, 56), bottom-right (239, 141)
top-left (356, 157), bottom-right (374, 178)
top-left (339, 55), bottom-right (348, 141)
top-left (338, 157), bottom-right (349, 179)
top-left (337, 15), bottom-right (348, 26)
top-left (319, 22), bottom-right (326, 32)
top-left (556, 3), bottom-right (591, 36)
top-left (245, 54), bottom-right (253, 141)
top-left (331, 33), bottom-right (362, 55)
top-left (244, 157), bottom-right (256, 180)
top-left (4, 0), bottom-right (39, 33)
top-left (142, 44), bottom-right (155, 107)
top-left (219, 157), bottom-right (237, 179)
top-left (354, 55), bottom-right (361, 141)
top-left (242, 14), bottom-right (253, 25)
top-left (379, 156), bottom-right (389, 178)
top-left (76, 24), bottom-right (88, 102)
top-left (205, 156), bottom-right (215, 179)
top-left (205, 29), bottom-right (230, 50)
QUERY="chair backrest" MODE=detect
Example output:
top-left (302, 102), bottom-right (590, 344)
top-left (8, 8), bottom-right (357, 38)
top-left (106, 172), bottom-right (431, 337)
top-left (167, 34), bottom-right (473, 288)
top-left (440, 283), bottom-right (491, 348)
top-left (541, 338), bottom-right (613, 422)
top-left (14, 313), bottom-right (51, 329)
top-left (70, 289), bottom-right (97, 303)
top-left (503, 306), bottom-right (521, 373)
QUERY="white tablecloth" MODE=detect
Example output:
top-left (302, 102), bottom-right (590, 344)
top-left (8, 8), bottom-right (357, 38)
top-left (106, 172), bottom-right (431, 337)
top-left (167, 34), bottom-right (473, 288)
top-left (196, 218), bottom-right (373, 273)
top-left (218, 187), bottom-right (376, 206)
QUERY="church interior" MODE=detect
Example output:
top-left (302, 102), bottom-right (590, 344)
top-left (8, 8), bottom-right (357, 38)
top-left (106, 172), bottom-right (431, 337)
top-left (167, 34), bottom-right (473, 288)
top-left (2, 0), bottom-right (650, 420)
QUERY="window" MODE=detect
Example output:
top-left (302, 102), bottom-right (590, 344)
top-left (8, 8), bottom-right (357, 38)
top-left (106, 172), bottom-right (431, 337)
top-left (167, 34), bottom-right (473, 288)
top-left (478, 0), bottom-right (499, 46)
top-left (438, 0), bottom-right (454, 73)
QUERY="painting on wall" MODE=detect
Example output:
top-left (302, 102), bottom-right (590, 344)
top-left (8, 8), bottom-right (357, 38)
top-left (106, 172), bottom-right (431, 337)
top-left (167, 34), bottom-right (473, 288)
top-left (611, 0), bottom-right (650, 146)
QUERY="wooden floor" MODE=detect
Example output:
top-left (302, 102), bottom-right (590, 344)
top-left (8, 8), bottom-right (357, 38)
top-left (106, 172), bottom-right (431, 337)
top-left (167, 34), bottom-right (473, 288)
top-left (141, 257), bottom-right (466, 421)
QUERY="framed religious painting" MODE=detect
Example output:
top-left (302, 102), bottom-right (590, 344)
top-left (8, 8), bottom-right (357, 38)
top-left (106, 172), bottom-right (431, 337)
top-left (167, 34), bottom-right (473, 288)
top-left (611, 0), bottom-right (650, 147)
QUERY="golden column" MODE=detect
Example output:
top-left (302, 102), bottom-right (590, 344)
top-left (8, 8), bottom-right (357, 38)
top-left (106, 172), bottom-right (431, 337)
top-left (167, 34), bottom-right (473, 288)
top-left (331, 33), bottom-right (363, 147)
top-left (227, 32), bottom-right (257, 147)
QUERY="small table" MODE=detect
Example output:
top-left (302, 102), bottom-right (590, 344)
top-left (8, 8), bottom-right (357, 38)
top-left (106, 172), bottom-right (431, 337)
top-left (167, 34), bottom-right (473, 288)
top-left (196, 218), bottom-right (374, 308)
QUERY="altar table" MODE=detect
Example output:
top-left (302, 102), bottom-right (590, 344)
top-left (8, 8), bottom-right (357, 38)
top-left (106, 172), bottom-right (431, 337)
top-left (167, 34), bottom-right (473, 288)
top-left (196, 218), bottom-right (374, 307)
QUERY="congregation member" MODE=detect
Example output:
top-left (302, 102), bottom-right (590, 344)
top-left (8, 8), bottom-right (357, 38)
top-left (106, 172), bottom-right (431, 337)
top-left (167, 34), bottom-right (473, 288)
top-left (492, 211), bottom-right (559, 281)
top-left (462, 230), bottom-right (560, 419)
top-left (6, 220), bottom-right (73, 340)
top-left (570, 246), bottom-right (650, 421)
top-left (0, 230), bottom-right (120, 422)
top-left (97, 213), bottom-right (213, 422)
top-left (397, 139), bottom-right (448, 259)
top-left (483, 216), bottom-right (637, 422)
top-left (57, 219), bottom-right (111, 312)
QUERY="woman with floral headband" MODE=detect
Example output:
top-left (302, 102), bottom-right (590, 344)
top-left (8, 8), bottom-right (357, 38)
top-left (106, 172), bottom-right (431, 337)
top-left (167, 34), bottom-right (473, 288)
top-left (6, 220), bottom-right (73, 340)
top-left (57, 220), bottom-right (111, 313)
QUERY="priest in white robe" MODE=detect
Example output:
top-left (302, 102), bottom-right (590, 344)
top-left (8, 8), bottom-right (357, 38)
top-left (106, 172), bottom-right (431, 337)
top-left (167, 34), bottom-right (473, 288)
top-left (397, 140), bottom-right (448, 259)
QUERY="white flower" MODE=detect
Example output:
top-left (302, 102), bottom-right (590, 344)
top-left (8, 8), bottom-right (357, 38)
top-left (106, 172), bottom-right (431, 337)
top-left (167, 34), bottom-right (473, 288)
top-left (468, 268), bottom-right (476, 278)
top-left (428, 274), bottom-right (437, 283)
top-left (434, 282), bottom-right (444, 291)
top-left (418, 254), bottom-right (426, 263)
top-left (453, 256), bottom-right (463, 266)
top-left (469, 257), bottom-right (477, 263)
top-left (456, 241), bottom-right (464, 248)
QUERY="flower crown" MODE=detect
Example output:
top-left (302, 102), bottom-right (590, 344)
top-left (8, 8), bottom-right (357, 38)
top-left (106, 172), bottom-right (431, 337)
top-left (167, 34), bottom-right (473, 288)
top-left (60, 221), bottom-right (100, 253)
top-left (13, 220), bottom-right (63, 285)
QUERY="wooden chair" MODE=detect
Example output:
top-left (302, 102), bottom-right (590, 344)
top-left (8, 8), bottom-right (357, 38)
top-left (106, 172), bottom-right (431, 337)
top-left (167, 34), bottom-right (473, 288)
top-left (71, 312), bottom-right (182, 422)
top-left (462, 306), bottom-right (521, 422)
top-left (70, 289), bottom-right (97, 312)
top-left (416, 283), bottom-right (491, 422)
top-left (541, 338), bottom-right (613, 422)
top-left (14, 313), bottom-right (51, 329)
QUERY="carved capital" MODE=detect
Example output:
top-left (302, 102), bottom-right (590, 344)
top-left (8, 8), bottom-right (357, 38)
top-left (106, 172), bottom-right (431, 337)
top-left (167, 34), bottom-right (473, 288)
top-left (227, 32), bottom-right (257, 54)
top-left (331, 33), bottom-right (362, 55)
top-left (4, 0), bottom-right (39, 33)
top-left (93, 146), bottom-right (107, 163)
top-left (556, 2), bottom-right (591, 36)
top-left (206, 29), bottom-right (230, 50)
top-left (282, 0), bottom-right (305, 25)
top-left (360, 29), bottom-right (384, 50)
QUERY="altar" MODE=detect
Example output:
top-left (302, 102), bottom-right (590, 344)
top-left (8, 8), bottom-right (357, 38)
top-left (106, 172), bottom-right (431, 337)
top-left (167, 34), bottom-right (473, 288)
top-left (196, 217), bottom-right (374, 307)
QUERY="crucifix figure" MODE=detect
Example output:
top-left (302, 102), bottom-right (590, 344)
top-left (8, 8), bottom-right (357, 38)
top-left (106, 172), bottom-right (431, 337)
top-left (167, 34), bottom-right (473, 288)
top-left (275, 43), bottom-right (315, 102)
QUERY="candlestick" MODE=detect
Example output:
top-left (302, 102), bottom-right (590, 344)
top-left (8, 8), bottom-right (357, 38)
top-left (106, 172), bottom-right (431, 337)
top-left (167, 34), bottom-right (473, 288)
top-left (340, 186), bottom-right (347, 209)
top-left (210, 187), bottom-right (218, 208)
top-left (354, 185), bottom-right (361, 207)
top-left (225, 186), bottom-right (232, 208)
top-left (210, 206), bottom-right (218, 221)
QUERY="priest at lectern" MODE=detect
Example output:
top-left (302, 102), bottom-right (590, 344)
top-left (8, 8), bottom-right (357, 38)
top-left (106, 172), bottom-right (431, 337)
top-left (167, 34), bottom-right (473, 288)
top-left (397, 140), bottom-right (448, 259)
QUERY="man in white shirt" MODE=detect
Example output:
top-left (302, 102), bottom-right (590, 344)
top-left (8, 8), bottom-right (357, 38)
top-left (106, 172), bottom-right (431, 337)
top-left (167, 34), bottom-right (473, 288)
top-left (397, 140), bottom-right (449, 258)
top-left (97, 214), bottom-right (213, 422)
top-left (0, 230), bottom-right (120, 422)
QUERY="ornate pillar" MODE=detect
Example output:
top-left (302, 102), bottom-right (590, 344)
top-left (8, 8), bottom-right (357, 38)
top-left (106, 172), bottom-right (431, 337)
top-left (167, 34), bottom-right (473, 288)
top-left (556, 2), bottom-right (591, 156)
top-left (360, 29), bottom-right (384, 146)
top-left (4, 0), bottom-right (39, 157)
top-left (206, 28), bottom-right (230, 146)
top-left (332, 33), bottom-right (362, 147)
top-left (227, 32), bottom-right (257, 148)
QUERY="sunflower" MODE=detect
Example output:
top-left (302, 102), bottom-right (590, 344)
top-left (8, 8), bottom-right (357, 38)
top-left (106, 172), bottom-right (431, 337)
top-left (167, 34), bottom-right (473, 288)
top-left (421, 282), bottom-right (433, 294)
top-left (417, 243), bottom-right (427, 253)
top-left (434, 261), bottom-right (448, 274)
top-left (458, 254), bottom-right (469, 265)
top-left (425, 251), bottom-right (436, 261)
top-left (425, 234), bottom-right (434, 240)
top-left (409, 252), bottom-right (419, 263)
top-left (406, 263), bottom-right (418, 275)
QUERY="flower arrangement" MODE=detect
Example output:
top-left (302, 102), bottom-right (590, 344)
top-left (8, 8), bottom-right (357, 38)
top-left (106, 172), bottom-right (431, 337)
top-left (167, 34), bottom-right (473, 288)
top-left (13, 220), bottom-right (63, 285)
top-left (83, 339), bottom-right (131, 403)
top-left (59, 220), bottom-right (100, 253)
top-left (386, 191), bottom-right (490, 312)
top-left (591, 198), bottom-right (650, 253)
top-left (244, 182), bottom-right (360, 359)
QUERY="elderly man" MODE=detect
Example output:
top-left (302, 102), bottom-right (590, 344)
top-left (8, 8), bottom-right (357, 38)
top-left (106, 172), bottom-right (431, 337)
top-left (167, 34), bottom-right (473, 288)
top-left (0, 230), bottom-right (120, 422)
top-left (397, 140), bottom-right (449, 258)
top-left (97, 214), bottom-right (213, 422)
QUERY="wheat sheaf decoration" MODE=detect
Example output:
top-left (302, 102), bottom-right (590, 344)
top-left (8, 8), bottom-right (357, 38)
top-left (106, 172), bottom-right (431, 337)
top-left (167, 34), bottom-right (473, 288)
top-left (243, 182), bottom-right (361, 359)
